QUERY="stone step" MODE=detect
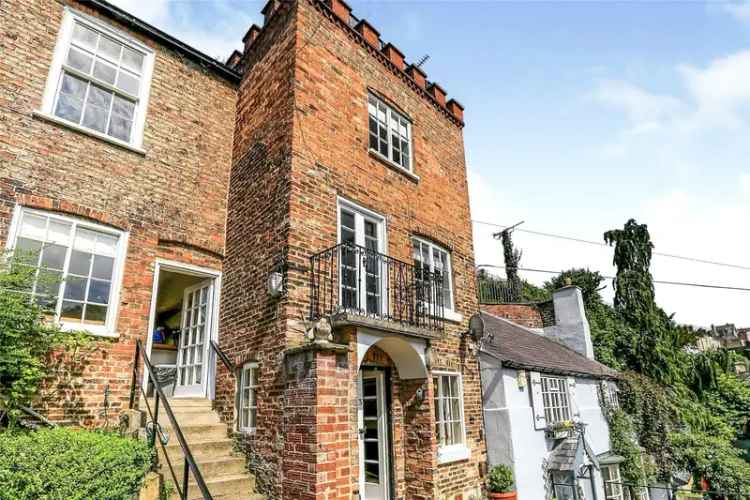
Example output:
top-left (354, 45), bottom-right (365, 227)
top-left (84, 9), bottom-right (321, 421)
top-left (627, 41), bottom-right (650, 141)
top-left (162, 438), bottom-right (236, 462)
top-left (163, 423), bottom-right (228, 441)
top-left (172, 456), bottom-right (248, 481)
top-left (168, 474), bottom-right (259, 500)
top-left (164, 410), bottom-right (223, 427)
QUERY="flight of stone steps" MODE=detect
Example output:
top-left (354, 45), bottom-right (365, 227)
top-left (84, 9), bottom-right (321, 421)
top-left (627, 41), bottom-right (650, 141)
top-left (142, 397), bottom-right (265, 500)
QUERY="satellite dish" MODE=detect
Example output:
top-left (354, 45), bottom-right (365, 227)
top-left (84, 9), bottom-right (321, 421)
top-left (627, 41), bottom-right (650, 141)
top-left (469, 313), bottom-right (485, 341)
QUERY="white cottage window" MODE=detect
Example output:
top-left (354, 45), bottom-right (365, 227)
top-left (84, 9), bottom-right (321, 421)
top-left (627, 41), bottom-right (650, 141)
top-left (39, 8), bottom-right (154, 149)
top-left (540, 376), bottom-right (571, 424)
top-left (433, 372), bottom-right (470, 463)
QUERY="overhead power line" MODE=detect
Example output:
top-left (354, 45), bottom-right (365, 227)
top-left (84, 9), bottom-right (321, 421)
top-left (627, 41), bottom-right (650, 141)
top-left (477, 264), bottom-right (750, 293)
top-left (472, 219), bottom-right (750, 272)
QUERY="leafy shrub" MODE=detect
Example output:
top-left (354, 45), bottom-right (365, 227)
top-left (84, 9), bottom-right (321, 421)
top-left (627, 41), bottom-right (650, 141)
top-left (0, 427), bottom-right (153, 499)
top-left (487, 464), bottom-right (514, 493)
top-left (0, 254), bottom-right (90, 425)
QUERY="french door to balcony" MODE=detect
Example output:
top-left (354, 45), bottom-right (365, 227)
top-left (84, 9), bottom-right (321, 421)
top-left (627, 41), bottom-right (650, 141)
top-left (339, 202), bottom-right (385, 317)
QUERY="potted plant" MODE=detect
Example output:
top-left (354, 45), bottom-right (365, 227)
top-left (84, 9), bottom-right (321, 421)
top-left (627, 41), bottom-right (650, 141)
top-left (487, 464), bottom-right (516, 499)
top-left (545, 419), bottom-right (576, 439)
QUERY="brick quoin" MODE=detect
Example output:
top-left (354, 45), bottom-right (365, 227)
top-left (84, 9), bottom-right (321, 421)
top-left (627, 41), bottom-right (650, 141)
top-left (2, 0), bottom-right (486, 497)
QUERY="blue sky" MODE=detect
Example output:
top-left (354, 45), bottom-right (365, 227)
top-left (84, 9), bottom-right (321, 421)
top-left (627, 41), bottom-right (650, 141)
top-left (112, 0), bottom-right (750, 327)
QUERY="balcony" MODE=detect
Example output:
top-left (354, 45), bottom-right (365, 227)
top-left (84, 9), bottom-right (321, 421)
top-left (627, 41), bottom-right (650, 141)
top-left (309, 243), bottom-right (445, 336)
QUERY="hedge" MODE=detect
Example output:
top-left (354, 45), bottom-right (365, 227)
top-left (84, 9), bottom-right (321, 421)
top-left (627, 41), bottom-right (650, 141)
top-left (0, 427), bottom-right (153, 499)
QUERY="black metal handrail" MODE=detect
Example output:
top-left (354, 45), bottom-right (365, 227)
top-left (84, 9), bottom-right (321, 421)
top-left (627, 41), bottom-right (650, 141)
top-left (210, 340), bottom-right (235, 374)
top-left (129, 339), bottom-right (213, 500)
top-left (477, 278), bottom-right (521, 304)
top-left (309, 242), bottom-right (445, 330)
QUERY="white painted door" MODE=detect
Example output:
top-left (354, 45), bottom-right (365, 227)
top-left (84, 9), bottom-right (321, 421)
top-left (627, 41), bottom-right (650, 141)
top-left (174, 280), bottom-right (213, 397)
top-left (359, 370), bottom-right (390, 500)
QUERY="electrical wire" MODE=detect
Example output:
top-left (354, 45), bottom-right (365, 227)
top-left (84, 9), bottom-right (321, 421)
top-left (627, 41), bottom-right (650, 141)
top-left (472, 219), bottom-right (750, 272)
top-left (477, 264), bottom-right (750, 292)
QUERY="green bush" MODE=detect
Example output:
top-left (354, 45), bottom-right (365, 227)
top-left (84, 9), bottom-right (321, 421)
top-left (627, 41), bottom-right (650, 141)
top-left (0, 427), bottom-right (153, 499)
top-left (487, 464), bottom-right (514, 493)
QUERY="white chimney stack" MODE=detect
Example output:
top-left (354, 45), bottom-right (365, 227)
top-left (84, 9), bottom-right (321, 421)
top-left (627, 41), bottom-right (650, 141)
top-left (543, 286), bottom-right (595, 360)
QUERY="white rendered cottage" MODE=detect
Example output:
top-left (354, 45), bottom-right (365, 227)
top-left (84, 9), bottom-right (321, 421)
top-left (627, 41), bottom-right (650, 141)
top-left (479, 286), bottom-right (657, 500)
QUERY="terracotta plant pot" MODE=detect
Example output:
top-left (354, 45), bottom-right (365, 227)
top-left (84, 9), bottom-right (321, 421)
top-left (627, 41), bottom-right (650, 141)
top-left (488, 492), bottom-right (517, 500)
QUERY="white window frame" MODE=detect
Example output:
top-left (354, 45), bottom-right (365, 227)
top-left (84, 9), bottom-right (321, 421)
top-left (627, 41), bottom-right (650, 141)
top-left (238, 362), bottom-right (259, 433)
top-left (336, 197), bottom-right (388, 316)
top-left (412, 237), bottom-right (461, 323)
top-left (37, 7), bottom-right (155, 151)
top-left (4, 205), bottom-right (128, 337)
top-left (605, 381), bottom-right (620, 410)
top-left (368, 93), bottom-right (414, 173)
top-left (602, 464), bottom-right (625, 500)
top-left (540, 376), bottom-right (572, 424)
top-left (433, 371), bottom-right (470, 464)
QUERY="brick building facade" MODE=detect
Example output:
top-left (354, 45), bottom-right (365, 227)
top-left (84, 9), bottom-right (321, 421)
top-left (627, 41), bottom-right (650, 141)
top-left (1, 0), bottom-right (485, 498)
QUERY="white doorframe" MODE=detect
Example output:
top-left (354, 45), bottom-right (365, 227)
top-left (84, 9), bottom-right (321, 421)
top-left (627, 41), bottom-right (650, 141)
top-left (358, 369), bottom-right (391, 500)
top-left (143, 259), bottom-right (222, 400)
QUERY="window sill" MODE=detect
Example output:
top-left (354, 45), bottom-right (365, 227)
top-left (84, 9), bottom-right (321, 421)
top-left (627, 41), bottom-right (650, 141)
top-left (442, 309), bottom-right (463, 324)
top-left (437, 444), bottom-right (470, 464)
top-left (60, 323), bottom-right (120, 339)
top-left (33, 111), bottom-right (146, 156)
top-left (368, 149), bottom-right (420, 182)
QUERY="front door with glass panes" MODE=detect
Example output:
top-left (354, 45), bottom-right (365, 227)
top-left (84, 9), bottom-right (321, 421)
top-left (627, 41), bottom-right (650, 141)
top-left (339, 206), bottom-right (385, 316)
top-left (359, 370), bottom-right (390, 500)
top-left (174, 280), bottom-right (213, 397)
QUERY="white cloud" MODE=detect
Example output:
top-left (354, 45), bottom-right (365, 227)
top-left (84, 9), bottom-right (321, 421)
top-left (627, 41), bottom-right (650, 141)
top-left (592, 80), bottom-right (683, 127)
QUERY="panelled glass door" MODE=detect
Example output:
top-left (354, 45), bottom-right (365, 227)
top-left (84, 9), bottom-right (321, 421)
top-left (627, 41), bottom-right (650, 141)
top-left (339, 206), bottom-right (384, 316)
top-left (174, 280), bottom-right (213, 397)
top-left (359, 370), bottom-right (390, 500)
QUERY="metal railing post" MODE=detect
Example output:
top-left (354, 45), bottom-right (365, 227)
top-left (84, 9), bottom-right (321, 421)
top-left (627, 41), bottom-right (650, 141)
top-left (183, 457), bottom-right (190, 500)
top-left (129, 341), bottom-right (140, 409)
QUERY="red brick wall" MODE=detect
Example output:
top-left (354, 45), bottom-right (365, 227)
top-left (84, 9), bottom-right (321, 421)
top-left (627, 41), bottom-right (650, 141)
top-left (481, 304), bottom-right (544, 329)
top-left (0, 0), bottom-right (236, 425)
top-left (285, 1), bottom-right (485, 498)
top-left (215, 2), bottom-right (297, 497)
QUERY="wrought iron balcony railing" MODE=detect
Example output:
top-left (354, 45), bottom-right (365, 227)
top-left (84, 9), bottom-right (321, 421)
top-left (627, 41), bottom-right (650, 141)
top-left (309, 243), bottom-right (445, 331)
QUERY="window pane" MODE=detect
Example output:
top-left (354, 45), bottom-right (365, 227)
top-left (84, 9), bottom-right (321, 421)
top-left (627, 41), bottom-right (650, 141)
top-left (59, 72), bottom-right (88, 100)
top-left (98, 36), bottom-right (122, 62)
top-left (116, 70), bottom-right (139, 95)
top-left (111, 93), bottom-right (135, 119)
top-left (72, 23), bottom-right (98, 50)
top-left (92, 255), bottom-right (114, 280)
top-left (87, 279), bottom-right (111, 304)
top-left (48, 220), bottom-right (72, 245)
top-left (66, 47), bottom-right (93, 74)
top-left (108, 115), bottom-right (133, 142)
top-left (20, 214), bottom-right (47, 240)
top-left (64, 275), bottom-right (87, 301)
top-left (69, 250), bottom-right (92, 276)
top-left (93, 59), bottom-right (117, 85)
top-left (61, 301), bottom-right (84, 321)
top-left (82, 86), bottom-right (113, 133)
top-left (41, 244), bottom-right (67, 270)
top-left (14, 238), bottom-right (42, 265)
top-left (55, 92), bottom-right (85, 124)
top-left (74, 228), bottom-right (98, 252)
top-left (84, 304), bottom-right (107, 325)
top-left (121, 47), bottom-right (144, 73)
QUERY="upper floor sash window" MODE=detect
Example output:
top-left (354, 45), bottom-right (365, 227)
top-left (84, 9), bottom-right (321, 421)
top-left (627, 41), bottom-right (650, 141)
top-left (368, 94), bottom-right (413, 172)
top-left (40, 8), bottom-right (155, 149)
